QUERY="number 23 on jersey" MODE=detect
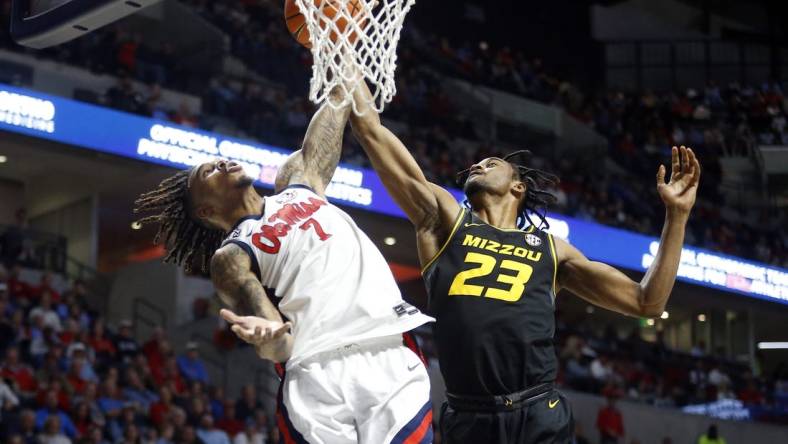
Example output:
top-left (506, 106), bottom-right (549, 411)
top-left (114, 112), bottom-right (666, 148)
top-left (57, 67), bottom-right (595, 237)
top-left (448, 252), bottom-right (533, 302)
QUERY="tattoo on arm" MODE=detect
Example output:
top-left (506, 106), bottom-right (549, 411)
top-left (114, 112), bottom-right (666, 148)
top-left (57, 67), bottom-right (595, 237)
top-left (210, 245), bottom-right (280, 321)
top-left (301, 99), bottom-right (352, 188)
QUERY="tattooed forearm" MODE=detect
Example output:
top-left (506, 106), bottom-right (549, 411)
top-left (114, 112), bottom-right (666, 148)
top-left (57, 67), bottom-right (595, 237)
top-left (301, 93), bottom-right (352, 188)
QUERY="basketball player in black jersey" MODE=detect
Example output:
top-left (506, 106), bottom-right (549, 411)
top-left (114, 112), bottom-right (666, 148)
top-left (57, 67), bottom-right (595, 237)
top-left (350, 83), bottom-right (700, 443)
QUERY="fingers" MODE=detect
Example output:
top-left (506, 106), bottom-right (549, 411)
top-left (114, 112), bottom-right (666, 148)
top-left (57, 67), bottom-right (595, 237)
top-left (683, 148), bottom-right (701, 192)
top-left (220, 309), bottom-right (242, 324)
top-left (680, 146), bottom-right (689, 174)
top-left (271, 322), bottom-right (293, 339)
top-left (671, 146), bottom-right (680, 180)
top-left (230, 322), bottom-right (290, 345)
top-left (677, 148), bottom-right (701, 195)
top-left (656, 164), bottom-right (666, 186)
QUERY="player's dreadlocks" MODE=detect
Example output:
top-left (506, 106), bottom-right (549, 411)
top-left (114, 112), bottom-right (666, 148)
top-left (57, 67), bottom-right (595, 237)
top-left (133, 168), bottom-right (225, 272)
top-left (457, 150), bottom-right (559, 230)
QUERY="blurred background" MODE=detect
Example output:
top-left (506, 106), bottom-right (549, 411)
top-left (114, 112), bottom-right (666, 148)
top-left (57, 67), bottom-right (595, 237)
top-left (0, 0), bottom-right (787, 443)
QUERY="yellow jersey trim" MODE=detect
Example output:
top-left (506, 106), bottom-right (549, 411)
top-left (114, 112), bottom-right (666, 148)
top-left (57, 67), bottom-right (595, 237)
top-left (421, 208), bottom-right (466, 274)
top-left (462, 218), bottom-right (535, 233)
top-left (547, 233), bottom-right (558, 298)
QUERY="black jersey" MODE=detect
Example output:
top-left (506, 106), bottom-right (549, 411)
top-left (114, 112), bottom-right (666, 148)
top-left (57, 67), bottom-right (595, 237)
top-left (423, 208), bottom-right (559, 396)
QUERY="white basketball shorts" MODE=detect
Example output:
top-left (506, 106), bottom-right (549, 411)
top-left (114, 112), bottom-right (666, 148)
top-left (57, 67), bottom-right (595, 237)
top-left (274, 333), bottom-right (433, 444)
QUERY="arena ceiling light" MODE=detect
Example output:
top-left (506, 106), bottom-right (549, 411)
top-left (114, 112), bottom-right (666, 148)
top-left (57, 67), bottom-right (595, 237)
top-left (130, 221), bottom-right (142, 230)
top-left (697, 314), bottom-right (707, 322)
top-left (661, 311), bottom-right (669, 320)
top-left (0, 155), bottom-right (7, 163)
top-left (757, 342), bottom-right (788, 350)
top-left (384, 237), bottom-right (397, 246)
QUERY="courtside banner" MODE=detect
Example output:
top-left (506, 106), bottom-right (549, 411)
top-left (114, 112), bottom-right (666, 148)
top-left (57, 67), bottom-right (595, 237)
top-left (1, 84), bottom-right (786, 303)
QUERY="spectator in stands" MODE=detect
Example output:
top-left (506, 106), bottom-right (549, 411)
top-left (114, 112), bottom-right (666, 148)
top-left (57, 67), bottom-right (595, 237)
top-left (28, 292), bottom-right (62, 333)
top-left (197, 413), bottom-right (231, 444)
top-left (1, 346), bottom-right (37, 396)
top-left (33, 273), bottom-right (61, 303)
top-left (153, 356), bottom-right (186, 394)
top-left (737, 379), bottom-right (764, 405)
top-left (106, 74), bottom-right (144, 115)
top-left (251, 409), bottom-right (269, 442)
top-left (149, 386), bottom-right (174, 427)
top-left (38, 415), bottom-right (72, 444)
top-left (233, 420), bottom-right (265, 444)
top-left (171, 101), bottom-right (199, 128)
top-left (155, 422), bottom-right (175, 444)
top-left (89, 319), bottom-right (116, 366)
top-left (123, 368), bottom-right (158, 411)
top-left (591, 354), bottom-right (614, 384)
top-left (177, 341), bottom-right (209, 384)
top-left (6, 408), bottom-right (37, 444)
top-left (97, 379), bottom-right (126, 420)
top-left (708, 363), bottom-right (731, 388)
top-left (114, 319), bottom-right (139, 364)
top-left (208, 386), bottom-right (227, 420)
top-left (84, 425), bottom-right (110, 444)
top-left (216, 400), bottom-right (243, 438)
top-left (698, 425), bottom-right (726, 444)
top-left (235, 384), bottom-right (262, 422)
top-left (66, 342), bottom-right (98, 384)
top-left (1, 209), bottom-right (33, 267)
top-left (0, 373), bottom-right (20, 425)
top-left (71, 402), bottom-right (94, 439)
top-left (178, 425), bottom-right (203, 444)
top-left (142, 326), bottom-right (165, 360)
top-left (596, 394), bottom-right (625, 444)
top-left (72, 381), bottom-right (103, 424)
top-left (35, 390), bottom-right (76, 439)
top-left (107, 404), bottom-right (140, 443)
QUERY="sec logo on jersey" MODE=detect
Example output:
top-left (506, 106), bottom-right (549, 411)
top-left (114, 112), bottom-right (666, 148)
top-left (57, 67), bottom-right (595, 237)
top-left (276, 190), bottom-right (297, 204)
top-left (525, 233), bottom-right (542, 247)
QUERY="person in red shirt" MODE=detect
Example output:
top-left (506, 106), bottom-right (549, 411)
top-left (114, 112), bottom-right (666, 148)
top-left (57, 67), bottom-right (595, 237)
top-left (33, 273), bottom-right (61, 303)
top-left (88, 320), bottom-right (116, 364)
top-left (216, 400), bottom-right (244, 437)
top-left (7, 265), bottom-right (32, 304)
top-left (596, 395), bottom-right (625, 444)
top-left (149, 385), bottom-right (174, 426)
top-left (66, 358), bottom-right (88, 395)
top-left (0, 346), bottom-right (37, 395)
top-left (738, 380), bottom-right (764, 405)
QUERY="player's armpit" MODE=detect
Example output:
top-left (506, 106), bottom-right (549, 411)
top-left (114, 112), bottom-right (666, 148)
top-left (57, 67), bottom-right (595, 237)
top-left (554, 237), bottom-right (653, 318)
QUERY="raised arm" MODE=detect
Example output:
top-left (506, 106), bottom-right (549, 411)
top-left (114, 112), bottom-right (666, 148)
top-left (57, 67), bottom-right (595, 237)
top-left (556, 146), bottom-right (700, 318)
top-left (210, 244), bottom-right (292, 362)
top-left (349, 82), bottom-right (460, 235)
top-left (275, 89), bottom-right (352, 197)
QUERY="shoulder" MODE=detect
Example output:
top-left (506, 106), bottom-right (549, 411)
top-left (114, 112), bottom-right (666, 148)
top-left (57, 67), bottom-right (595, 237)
top-left (210, 244), bottom-right (252, 282)
top-left (551, 235), bottom-right (584, 265)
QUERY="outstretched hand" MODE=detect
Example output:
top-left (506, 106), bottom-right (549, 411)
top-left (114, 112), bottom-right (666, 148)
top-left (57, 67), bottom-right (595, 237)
top-left (656, 146), bottom-right (701, 217)
top-left (220, 309), bottom-right (292, 347)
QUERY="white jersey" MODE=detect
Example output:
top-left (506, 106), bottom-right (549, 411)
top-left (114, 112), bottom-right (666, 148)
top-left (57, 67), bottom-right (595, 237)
top-left (222, 185), bottom-right (433, 368)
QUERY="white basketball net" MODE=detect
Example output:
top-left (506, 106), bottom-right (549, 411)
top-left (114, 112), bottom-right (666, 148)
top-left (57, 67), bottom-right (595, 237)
top-left (294, 0), bottom-right (416, 114)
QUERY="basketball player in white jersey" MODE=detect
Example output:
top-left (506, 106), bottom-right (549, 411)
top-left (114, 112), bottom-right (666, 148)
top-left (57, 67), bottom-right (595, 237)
top-left (134, 88), bottom-right (435, 444)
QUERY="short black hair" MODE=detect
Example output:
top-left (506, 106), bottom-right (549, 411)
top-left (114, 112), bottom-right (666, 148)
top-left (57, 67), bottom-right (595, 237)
top-left (457, 150), bottom-right (559, 229)
top-left (133, 169), bottom-right (225, 272)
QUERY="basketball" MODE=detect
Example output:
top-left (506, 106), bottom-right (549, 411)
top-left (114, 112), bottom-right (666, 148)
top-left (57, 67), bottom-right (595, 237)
top-left (285, 0), bottom-right (366, 49)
